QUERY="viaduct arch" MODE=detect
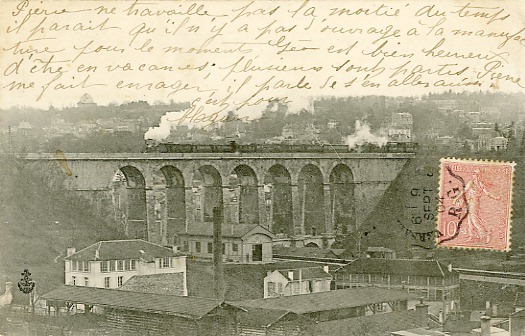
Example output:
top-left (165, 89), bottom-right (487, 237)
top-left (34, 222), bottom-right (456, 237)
top-left (23, 152), bottom-right (413, 246)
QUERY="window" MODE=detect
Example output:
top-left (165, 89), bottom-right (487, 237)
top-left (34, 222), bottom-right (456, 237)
top-left (84, 277), bottom-right (89, 287)
top-left (292, 282), bottom-right (300, 295)
top-left (130, 260), bottom-right (136, 271)
top-left (195, 242), bottom-right (201, 253)
top-left (117, 276), bottom-right (123, 287)
top-left (159, 257), bottom-right (171, 268)
top-left (277, 283), bottom-right (283, 293)
top-left (207, 242), bottom-right (213, 254)
top-left (443, 289), bottom-right (450, 300)
top-left (83, 261), bottom-right (89, 272)
top-left (232, 244), bottom-right (238, 252)
top-left (183, 240), bottom-right (188, 252)
top-left (267, 282), bottom-right (276, 295)
top-left (104, 277), bottom-right (111, 288)
top-left (101, 261), bottom-right (109, 273)
top-left (117, 260), bottom-right (124, 271)
top-left (125, 260), bottom-right (131, 271)
top-left (72, 261), bottom-right (78, 271)
top-left (374, 303), bottom-right (386, 312)
top-left (109, 260), bottom-right (115, 272)
top-left (72, 276), bottom-right (76, 286)
top-left (222, 243), bottom-right (226, 254)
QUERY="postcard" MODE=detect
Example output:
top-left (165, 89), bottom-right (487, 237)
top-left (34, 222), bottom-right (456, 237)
top-left (1, 0), bottom-right (524, 335)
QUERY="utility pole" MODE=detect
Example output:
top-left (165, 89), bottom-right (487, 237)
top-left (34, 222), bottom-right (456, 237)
top-left (212, 207), bottom-right (225, 300)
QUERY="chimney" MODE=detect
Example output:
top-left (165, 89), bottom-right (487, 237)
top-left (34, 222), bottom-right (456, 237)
top-left (212, 207), bottom-right (225, 300)
top-left (323, 265), bottom-right (329, 273)
top-left (415, 298), bottom-right (429, 328)
top-left (288, 271), bottom-right (294, 281)
top-left (480, 316), bottom-right (491, 336)
top-left (66, 247), bottom-right (76, 257)
top-left (448, 263), bottom-right (453, 272)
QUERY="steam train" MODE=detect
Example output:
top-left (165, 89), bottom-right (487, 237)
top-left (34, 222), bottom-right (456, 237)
top-left (144, 139), bottom-right (418, 154)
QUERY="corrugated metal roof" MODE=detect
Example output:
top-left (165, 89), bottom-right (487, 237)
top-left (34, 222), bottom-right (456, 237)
top-left (65, 239), bottom-right (182, 262)
top-left (40, 285), bottom-right (233, 318)
top-left (235, 287), bottom-right (414, 314)
top-left (337, 259), bottom-right (455, 277)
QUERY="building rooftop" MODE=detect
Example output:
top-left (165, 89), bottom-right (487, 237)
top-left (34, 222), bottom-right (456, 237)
top-left (276, 267), bottom-right (332, 281)
top-left (312, 311), bottom-right (423, 336)
top-left (179, 223), bottom-right (274, 239)
top-left (273, 246), bottom-right (345, 259)
top-left (187, 260), bottom-right (338, 301)
top-left (337, 258), bottom-right (455, 277)
top-left (40, 285), bottom-right (238, 319)
top-left (235, 287), bottom-right (414, 314)
top-left (65, 239), bottom-right (183, 262)
top-left (392, 327), bottom-right (448, 336)
top-left (238, 307), bottom-right (308, 328)
top-left (118, 273), bottom-right (185, 296)
top-left (367, 247), bottom-right (395, 253)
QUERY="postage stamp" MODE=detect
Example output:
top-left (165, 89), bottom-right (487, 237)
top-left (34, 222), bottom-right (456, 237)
top-left (437, 158), bottom-right (515, 251)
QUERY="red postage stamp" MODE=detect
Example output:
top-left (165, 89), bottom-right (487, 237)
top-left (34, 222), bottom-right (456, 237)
top-left (437, 158), bottom-right (515, 251)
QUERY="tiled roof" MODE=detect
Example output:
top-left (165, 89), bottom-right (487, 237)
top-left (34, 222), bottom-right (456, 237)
top-left (277, 267), bottom-right (332, 281)
top-left (337, 259), bottom-right (455, 277)
top-left (40, 285), bottom-right (235, 318)
top-left (65, 239), bottom-right (182, 262)
top-left (118, 273), bottom-right (185, 296)
top-left (235, 287), bottom-right (414, 314)
top-left (179, 223), bottom-right (274, 239)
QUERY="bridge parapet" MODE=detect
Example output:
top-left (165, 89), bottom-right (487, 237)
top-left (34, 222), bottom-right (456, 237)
top-left (23, 152), bottom-right (415, 160)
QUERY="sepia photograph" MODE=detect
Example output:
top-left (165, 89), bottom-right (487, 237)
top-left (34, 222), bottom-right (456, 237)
top-left (1, 0), bottom-right (525, 335)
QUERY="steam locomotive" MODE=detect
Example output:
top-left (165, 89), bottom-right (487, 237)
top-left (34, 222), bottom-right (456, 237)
top-left (144, 139), bottom-right (418, 154)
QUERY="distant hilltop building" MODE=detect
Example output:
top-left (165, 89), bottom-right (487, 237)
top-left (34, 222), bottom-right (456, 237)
top-left (78, 93), bottom-right (97, 108)
top-left (388, 112), bottom-right (413, 142)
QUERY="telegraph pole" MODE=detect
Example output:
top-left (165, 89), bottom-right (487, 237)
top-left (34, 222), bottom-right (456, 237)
top-left (212, 207), bottom-right (225, 300)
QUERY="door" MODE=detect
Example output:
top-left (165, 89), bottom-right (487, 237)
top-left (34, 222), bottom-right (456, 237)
top-left (252, 244), bottom-right (262, 261)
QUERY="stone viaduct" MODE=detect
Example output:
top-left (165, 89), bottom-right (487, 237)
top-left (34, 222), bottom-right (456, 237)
top-left (23, 152), bottom-right (413, 247)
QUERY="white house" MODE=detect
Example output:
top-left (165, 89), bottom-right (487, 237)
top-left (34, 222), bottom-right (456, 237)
top-left (178, 223), bottom-right (274, 263)
top-left (64, 239), bottom-right (187, 295)
top-left (264, 266), bottom-right (332, 298)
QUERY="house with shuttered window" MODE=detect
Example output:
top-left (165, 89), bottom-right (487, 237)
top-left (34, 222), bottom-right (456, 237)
top-left (64, 239), bottom-right (187, 294)
top-left (264, 266), bottom-right (332, 298)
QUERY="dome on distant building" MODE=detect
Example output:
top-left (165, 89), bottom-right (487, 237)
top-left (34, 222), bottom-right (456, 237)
top-left (78, 93), bottom-right (96, 107)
